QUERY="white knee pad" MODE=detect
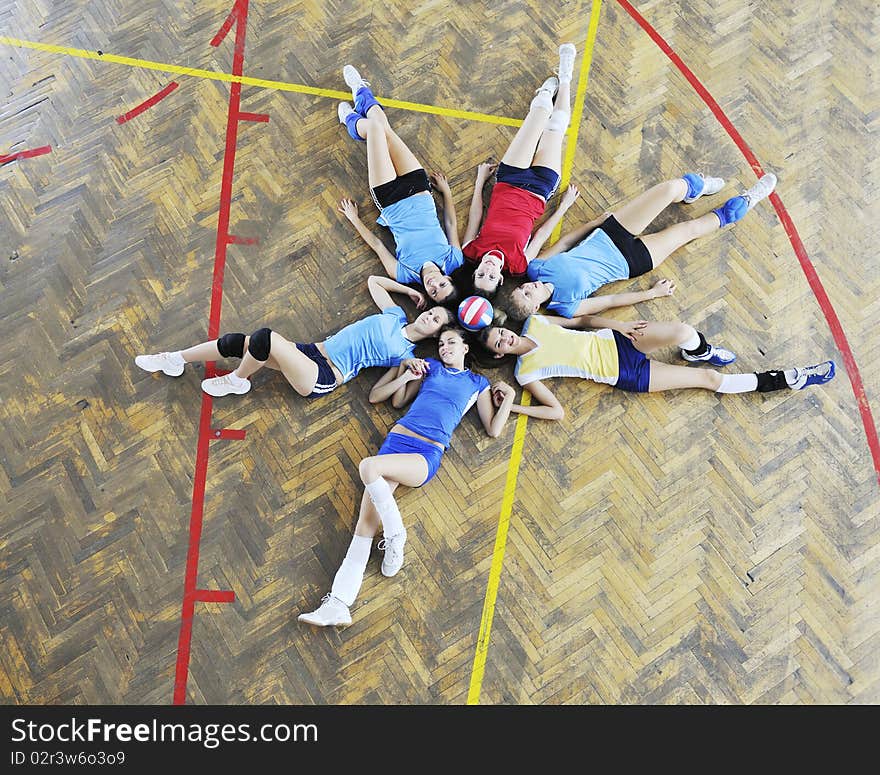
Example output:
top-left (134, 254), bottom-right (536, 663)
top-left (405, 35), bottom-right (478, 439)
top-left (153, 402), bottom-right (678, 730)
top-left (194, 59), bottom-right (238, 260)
top-left (529, 90), bottom-right (554, 113)
top-left (545, 110), bottom-right (571, 133)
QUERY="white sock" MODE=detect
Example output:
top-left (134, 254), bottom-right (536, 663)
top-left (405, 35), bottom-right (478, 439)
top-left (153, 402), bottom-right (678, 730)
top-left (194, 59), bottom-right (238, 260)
top-left (330, 534), bottom-right (372, 606)
top-left (364, 477), bottom-right (405, 537)
top-left (530, 90), bottom-right (554, 113)
top-left (716, 373), bottom-right (758, 394)
top-left (227, 371), bottom-right (249, 383)
top-left (679, 331), bottom-right (701, 351)
top-left (545, 110), bottom-right (570, 133)
top-left (783, 368), bottom-right (798, 387)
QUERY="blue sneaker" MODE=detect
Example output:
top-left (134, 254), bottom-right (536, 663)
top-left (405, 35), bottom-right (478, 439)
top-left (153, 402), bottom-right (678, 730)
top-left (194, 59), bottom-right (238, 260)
top-left (788, 360), bottom-right (835, 389)
top-left (682, 172), bottom-right (725, 203)
top-left (338, 101), bottom-right (365, 142)
top-left (343, 65), bottom-right (382, 116)
top-left (681, 344), bottom-right (737, 366)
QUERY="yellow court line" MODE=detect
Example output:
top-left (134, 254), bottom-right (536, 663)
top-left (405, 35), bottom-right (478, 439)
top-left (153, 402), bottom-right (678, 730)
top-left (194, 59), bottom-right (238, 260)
top-left (465, 0), bottom-right (604, 706)
top-left (0, 35), bottom-right (523, 128)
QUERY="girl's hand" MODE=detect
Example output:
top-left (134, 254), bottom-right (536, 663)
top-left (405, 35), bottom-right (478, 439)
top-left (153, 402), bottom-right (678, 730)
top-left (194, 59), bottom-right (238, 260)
top-left (337, 197), bottom-right (360, 223)
top-left (402, 358), bottom-right (430, 378)
top-left (560, 184), bottom-right (580, 208)
top-left (430, 172), bottom-right (451, 193)
top-left (616, 320), bottom-right (649, 342)
top-left (651, 278), bottom-right (676, 298)
top-left (408, 288), bottom-right (427, 310)
top-left (491, 381), bottom-right (515, 407)
top-left (476, 161), bottom-right (498, 182)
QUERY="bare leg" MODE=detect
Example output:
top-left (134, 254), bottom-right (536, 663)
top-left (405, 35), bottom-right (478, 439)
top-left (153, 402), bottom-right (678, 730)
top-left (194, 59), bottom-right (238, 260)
top-left (630, 321), bottom-right (696, 354)
top-left (237, 332), bottom-right (318, 396)
top-left (640, 212), bottom-right (721, 268)
top-left (501, 101), bottom-right (552, 168)
top-left (359, 453), bottom-right (429, 489)
top-left (532, 79), bottom-right (571, 174)
top-left (611, 179), bottom-right (689, 236)
top-left (179, 340), bottom-right (223, 362)
top-left (356, 115), bottom-right (397, 188)
top-left (366, 106), bottom-right (423, 177)
top-left (647, 360), bottom-right (722, 392)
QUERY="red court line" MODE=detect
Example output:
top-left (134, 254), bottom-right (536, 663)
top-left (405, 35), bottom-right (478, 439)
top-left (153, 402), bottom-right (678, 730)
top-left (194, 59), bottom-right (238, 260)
top-left (194, 590), bottom-right (236, 603)
top-left (210, 428), bottom-right (247, 440)
top-left (615, 0), bottom-right (880, 487)
top-left (238, 111), bottom-right (269, 123)
top-left (0, 145), bottom-right (51, 164)
top-left (227, 234), bottom-right (259, 245)
top-left (174, 0), bottom-right (251, 706)
top-left (115, 82), bottom-right (179, 124)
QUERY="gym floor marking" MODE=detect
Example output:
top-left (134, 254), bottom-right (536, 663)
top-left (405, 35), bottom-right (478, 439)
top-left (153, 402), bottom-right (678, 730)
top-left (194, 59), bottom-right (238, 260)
top-left (2, 0), bottom-right (875, 705)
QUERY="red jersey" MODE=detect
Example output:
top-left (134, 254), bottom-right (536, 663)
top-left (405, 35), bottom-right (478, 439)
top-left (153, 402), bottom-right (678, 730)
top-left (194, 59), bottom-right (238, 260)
top-left (462, 182), bottom-right (546, 276)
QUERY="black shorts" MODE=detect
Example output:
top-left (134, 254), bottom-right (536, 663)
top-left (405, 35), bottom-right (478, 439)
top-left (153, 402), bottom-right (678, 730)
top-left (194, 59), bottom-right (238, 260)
top-left (599, 215), bottom-right (653, 278)
top-left (370, 169), bottom-right (432, 209)
top-left (295, 343), bottom-right (338, 398)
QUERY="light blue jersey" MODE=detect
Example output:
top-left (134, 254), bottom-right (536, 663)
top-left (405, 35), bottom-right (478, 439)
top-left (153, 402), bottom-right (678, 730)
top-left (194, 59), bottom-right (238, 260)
top-left (322, 306), bottom-right (415, 383)
top-left (527, 227), bottom-right (630, 318)
top-left (377, 192), bottom-right (465, 285)
top-left (397, 358), bottom-right (489, 448)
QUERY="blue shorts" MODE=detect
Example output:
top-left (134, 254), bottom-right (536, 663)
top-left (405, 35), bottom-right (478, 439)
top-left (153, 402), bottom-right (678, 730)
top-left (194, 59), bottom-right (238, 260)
top-left (497, 162), bottom-right (560, 200)
top-left (377, 432), bottom-right (444, 485)
top-left (612, 331), bottom-right (651, 393)
top-left (295, 343), bottom-right (339, 398)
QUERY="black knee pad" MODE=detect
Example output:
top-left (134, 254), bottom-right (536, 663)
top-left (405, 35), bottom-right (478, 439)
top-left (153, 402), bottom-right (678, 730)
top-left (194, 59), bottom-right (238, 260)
top-left (216, 333), bottom-right (246, 359)
top-left (248, 327), bottom-right (272, 361)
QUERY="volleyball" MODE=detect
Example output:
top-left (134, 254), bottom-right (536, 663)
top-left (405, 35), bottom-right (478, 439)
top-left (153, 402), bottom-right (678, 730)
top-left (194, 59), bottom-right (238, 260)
top-left (457, 295), bottom-right (493, 331)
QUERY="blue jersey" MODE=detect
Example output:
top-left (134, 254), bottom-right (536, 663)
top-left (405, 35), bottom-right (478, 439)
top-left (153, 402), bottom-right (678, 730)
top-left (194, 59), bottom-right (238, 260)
top-left (527, 227), bottom-right (630, 317)
top-left (322, 306), bottom-right (415, 383)
top-left (397, 358), bottom-right (490, 448)
top-left (376, 193), bottom-right (465, 285)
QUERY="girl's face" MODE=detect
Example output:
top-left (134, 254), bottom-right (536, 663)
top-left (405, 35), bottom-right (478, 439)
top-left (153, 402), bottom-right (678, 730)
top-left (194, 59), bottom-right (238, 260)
top-left (423, 272), bottom-right (455, 303)
top-left (474, 251), bottom-right (504, 294)
top-left (511, 282), bottom-right (543, 315)
top-left (485, 326), bottom-right (520, 357)
top-left (438, 330), bottom-right (468, 366)
top-left (414, 306), bottom-right (453, 337)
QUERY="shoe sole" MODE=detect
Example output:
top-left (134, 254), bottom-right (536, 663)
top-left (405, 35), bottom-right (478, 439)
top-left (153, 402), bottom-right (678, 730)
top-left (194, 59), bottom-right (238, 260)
top-left (297, 616), bottom-right (351, 627)
top-left (201, 383), bottom-right (250, 397)
top-left (135, 358), bottom-right (184, 377)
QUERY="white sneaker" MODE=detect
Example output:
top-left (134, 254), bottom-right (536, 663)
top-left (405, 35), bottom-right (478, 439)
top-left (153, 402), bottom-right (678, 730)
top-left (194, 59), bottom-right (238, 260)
top-left (378, 528), bottom-right (407, 577)
top-left (338, 101), bottom-right (355, 125)
top-left (298, 594), bottom-right (352, 627)
top-left (342, 64), bottom-right (369, 102)
top-left (535, 75), bottom-right (559, 98)
top-left (743, 172), bottom-right (777, 211)
top-left (682, 173), bottom-right (725, 203)
top-left (135, 352), bottom-right (185, 377)
top-left (557, 43), bottom-right (576, 83)
top-left (201, 373), bottom-right (250, 397)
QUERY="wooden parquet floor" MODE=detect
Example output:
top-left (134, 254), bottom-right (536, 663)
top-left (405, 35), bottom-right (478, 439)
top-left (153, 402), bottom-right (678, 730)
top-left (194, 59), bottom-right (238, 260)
top-left (1, 0), bottom-right (878, 705)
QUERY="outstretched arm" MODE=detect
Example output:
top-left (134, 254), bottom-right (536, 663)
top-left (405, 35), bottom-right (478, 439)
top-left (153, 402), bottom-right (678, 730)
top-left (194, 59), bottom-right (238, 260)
top-left (571, 278), bottom-right (676, 317)
top-left (338, 198), bottom-right (398, 279)
top-left (476, 381), bottom-right (515, 437)
top-left (537, 212), bottom-right (610, 259)
top-left (525, 184), bottom-right (580, 260)
top-left (541, 311), bottom-right (649, 344)
top-left (462, 162), bottom-right (497, 246)
top-left (511, 380), bottom-right (565, 421)
top-left (367, 274), bottom-right (427, 312)
top-left (430, 173), bottom-right (461, 249)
